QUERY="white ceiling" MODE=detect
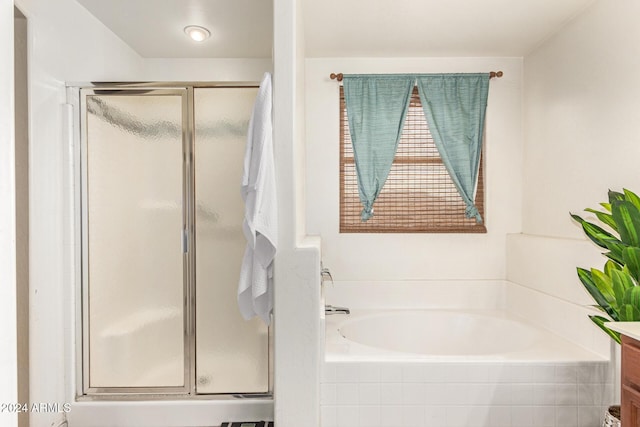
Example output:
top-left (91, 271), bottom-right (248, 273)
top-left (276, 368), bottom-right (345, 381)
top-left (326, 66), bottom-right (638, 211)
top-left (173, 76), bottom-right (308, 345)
top-left (75, 0), bottom-right (273, 58)
top-left (304, 0), bottom-right (596, 57)
top-left (76, 0), bottom-right (595, 59)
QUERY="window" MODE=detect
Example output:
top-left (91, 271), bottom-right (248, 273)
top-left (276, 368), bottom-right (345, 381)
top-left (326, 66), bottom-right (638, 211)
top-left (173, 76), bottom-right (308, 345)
top-left (339, 86), bottom-right (486, 233)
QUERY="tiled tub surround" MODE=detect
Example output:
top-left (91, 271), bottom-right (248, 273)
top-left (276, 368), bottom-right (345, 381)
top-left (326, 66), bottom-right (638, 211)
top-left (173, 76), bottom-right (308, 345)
top-left (320, 361), bottom-right (613, 427)
top-left (321, 281), bottom-right (616, 427)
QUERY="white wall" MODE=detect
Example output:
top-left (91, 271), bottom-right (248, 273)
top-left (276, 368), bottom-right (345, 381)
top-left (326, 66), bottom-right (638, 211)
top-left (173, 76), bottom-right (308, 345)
top-left (305, 57), bottom-right (523, 281)
top-left (12, 0), bottom-right (142, 424)
top-left (513, 0), bottom-right (640, 307)
top-left (10, 0), bottom-right (272, 425)
top-left (0, 1), bottom-right (18, 426)
top-left (273, 0), bottom-right (322, 426)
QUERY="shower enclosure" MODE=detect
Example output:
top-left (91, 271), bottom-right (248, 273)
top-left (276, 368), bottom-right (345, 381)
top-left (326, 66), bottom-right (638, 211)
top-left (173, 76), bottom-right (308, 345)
top-left (76, 84), bottom-right (269, 397)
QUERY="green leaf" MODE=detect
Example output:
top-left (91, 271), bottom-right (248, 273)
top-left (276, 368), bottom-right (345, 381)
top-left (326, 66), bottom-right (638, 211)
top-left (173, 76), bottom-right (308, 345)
top-left (590, 268), bottom-right (616, 306)
top-left (571, 214), bottom-right (617, 249)
top-left (604, 260), bottom-right (622, 274)
top-left (612, 200), bottom-right (640, 247)
top-left (584, 208), bottom-right (618, 232)
top-left (600, 203), bottom-right (612, 213)
top-left (604, 239), bottom-right (628, 266)
top-left (611, 269), bottom-right (635, 308)
top-left (590, 315), bottom-right (621, 344)
top-left (577, 268), bottom-right (618, 320)
top-left (619, 304), bottom-right (640, 321)
top-left (623, 286), bottom-right (640, 310)
top-left (623, 247), bottom-right (640, 283)
top-left (609, 190), bottom-right (626, 204)
top-left (624, 188), bottom-right (640, 211)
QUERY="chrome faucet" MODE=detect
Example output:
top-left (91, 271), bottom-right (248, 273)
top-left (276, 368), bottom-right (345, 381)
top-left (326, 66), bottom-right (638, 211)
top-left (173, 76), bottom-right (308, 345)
top-left (320, 262), bottom-right (333, 285)
top-left (325, 305), bottom-right (350, 315)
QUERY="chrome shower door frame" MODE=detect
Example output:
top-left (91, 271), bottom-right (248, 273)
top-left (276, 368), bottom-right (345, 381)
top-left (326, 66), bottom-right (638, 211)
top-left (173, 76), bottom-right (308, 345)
top-left (78, 87), bottom-right (193, 396)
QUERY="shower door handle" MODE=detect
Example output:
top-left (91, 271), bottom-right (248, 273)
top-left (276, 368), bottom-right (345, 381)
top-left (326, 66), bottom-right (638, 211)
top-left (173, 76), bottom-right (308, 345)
top-left (182, 229), bottom-right (189, 253)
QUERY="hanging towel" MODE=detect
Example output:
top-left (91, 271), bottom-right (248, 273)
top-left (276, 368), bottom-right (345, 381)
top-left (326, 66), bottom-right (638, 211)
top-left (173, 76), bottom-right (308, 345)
top-left (238, 72), bottom-right (277, 325)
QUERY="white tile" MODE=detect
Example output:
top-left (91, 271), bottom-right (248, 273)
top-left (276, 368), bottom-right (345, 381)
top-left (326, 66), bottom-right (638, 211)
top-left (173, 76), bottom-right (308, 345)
top-left (511, 406), bottom-right (534, 427)
top-left (555, 406), bottom-right (578, 427)
top-left (603, 384), bottom-right (615, 404)
top-left (577, 363), bottom-right (608, 384)
top-left (489, 406), bottom-right (511, 426)
top-left (321, 405), bottom-right (337, 427)
top-left (402, 364), bottom-right (425, 383)
top-left (555, 365), bottom-right (578, 384)
top-left (359, 364), bottom-right (381, 383)
top-left (402, 383), bottom-right (426, 405)
top-left (446, 384), bottom-right (471, 405)
top-left (401, 405), bottom-right (425, 427)
top-left (380, 383), bottom-right (403, 405)
top-left (336, 406), bottom-right (359, 427)
top-left (359, 405), bottom-right (381, 427)
top-left (380, 364), bottom-right (403, 382)
top-left (424, 406), bottom-right (447, 427)
top-left (466, 364), bottom-right (493, 383)
top-left (336, 383), bottom-right (359, 405)
top-left (322, 363), bottom-right (337, 383)
top-left (533, 365), bottom-right (556, 383)
top-left (466, 406), bottom-right (491, 427)
top-left (321, 383), bottom-right (337, 405)
top-left (555, 384), bottom-right (578, 405)
top-left (335, 363), bottom-right (359, 383)
top-left (533, 384), bottom-right (556, 405)
top-left (359, 383), bottom-right (381, 405)
top-left (380, 405), bottom-right (403, 427)
top-left (467, 384), bottom-right (496, 406)
top-left (489, 384), bottom-right (512, 405)
top-left (578, 383), bottom-right (605, 406)
top-left (424, 384), bottom-right (446, 406)
top-left (577, 405), bottom-right (602, 427)
top-left (488, 365), bottom-right (510, 383)
top-left (446, 406), bottom-right (473, 427)
top-left (511, 384), bottom-right (534, 405)
top-left (423, 364), bottom-right (446, 383)
top-left (532, 406), bottom-right (555, 427)
top-left (442, 364), bottom-right (469, 383)
top-left (505, 365), bottom-right (534, 383)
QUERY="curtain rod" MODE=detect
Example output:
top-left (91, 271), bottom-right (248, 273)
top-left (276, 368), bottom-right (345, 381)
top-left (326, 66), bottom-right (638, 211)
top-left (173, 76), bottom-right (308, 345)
top-left (329, 71), bottom-right (504, 82)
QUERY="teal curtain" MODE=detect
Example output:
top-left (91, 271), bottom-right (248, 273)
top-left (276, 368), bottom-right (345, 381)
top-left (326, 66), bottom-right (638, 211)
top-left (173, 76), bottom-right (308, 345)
top-left (416, 74), bottom-right (490, 223)
top-left (343, 75), bottom-right (414, 221)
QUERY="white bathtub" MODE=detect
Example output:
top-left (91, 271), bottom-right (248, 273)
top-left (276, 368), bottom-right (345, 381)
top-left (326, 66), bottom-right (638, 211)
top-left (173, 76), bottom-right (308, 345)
top-left (321, 281), bottom-right (616, 427)
top-left (327, 309), bottom-right (605, 362)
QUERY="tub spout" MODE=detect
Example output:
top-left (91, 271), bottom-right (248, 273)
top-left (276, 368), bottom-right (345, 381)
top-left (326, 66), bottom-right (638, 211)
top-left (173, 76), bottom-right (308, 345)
top-left (325, 305), bottom-right (350, 315)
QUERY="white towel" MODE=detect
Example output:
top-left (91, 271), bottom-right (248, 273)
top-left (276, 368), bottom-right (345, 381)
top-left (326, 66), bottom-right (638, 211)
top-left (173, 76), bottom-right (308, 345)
top-left (238, 72), bottom-right (277, 325)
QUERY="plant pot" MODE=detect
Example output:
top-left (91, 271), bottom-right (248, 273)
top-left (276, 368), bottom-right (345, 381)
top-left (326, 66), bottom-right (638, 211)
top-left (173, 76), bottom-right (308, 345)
top-left (603, 405), bottom-right (620, 427)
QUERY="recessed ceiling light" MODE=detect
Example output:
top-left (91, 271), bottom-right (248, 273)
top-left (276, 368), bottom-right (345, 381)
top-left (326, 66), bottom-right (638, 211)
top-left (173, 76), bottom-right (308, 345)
top-left (184, 25), bottom-right (211, 42)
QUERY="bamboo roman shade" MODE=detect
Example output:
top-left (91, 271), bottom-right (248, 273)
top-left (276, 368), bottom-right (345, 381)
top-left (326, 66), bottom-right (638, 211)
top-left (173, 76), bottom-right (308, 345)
top-left (339, 86), bottom-right (486, 233)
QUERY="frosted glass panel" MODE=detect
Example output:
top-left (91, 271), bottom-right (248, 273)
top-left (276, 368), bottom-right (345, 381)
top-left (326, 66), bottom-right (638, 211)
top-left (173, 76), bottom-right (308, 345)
top-left (86, 93), bottom-right (185, 388)
top-left (194, 87), bottom-right (269, 394)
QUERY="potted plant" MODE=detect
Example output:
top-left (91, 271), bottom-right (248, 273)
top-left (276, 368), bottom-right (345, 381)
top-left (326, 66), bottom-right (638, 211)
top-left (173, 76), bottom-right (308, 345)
top-left (571, 188), bottom-right (640, 426)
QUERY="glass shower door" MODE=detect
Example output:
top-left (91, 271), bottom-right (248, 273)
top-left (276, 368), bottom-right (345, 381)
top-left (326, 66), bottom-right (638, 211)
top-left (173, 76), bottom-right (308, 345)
top-left (194, 87), bottom-right (269, 394)
top-left (82, 90), bottom-right (188, 391)
top-left (80, 85), bottom-right (269, 396)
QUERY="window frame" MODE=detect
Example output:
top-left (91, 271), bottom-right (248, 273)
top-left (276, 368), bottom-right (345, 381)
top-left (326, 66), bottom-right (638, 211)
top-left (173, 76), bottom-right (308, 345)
top-left (339, 86), bottom-right (487, 234)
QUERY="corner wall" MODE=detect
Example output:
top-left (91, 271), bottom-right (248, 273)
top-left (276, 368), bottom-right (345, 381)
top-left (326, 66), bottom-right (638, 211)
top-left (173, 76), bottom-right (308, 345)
top-left (513, 0), bottom-right (640, 309)
top-left (273, 0), bottom-right (321, 426)
top-left (522, 0), bottom-right (640, 240)
top-left (305, 57), bottom-right (523, 281)
top-left (0, 0), bottom-right (17, 426)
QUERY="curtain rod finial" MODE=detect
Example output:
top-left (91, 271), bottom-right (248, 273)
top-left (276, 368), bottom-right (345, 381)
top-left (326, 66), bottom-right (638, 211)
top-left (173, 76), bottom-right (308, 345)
top-left (330, 73), bottom-right (343, 82)
top-left (490, 71), bottom-right (503, 78)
